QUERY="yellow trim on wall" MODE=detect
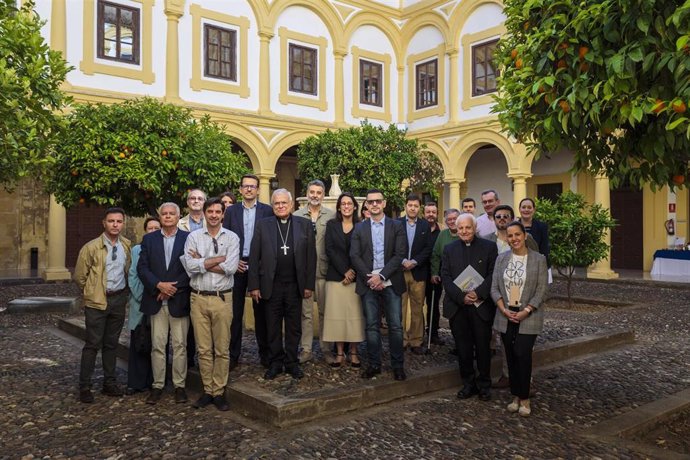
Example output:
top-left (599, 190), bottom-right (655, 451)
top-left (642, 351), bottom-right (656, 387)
top-left (350, 47), bottom-right (391, 122)
top-left (461, 24), bottom-right (505, 110)
top-left (406, 44), bottom-right (446, 122)
top-left (526, 173), bottom-right (572, 199)
top-left (79, 0), bottom-right (155, 84)
top-left (189, 4), bottom-right (250, 97)
top-left (278, 27), bottom-right (328, 111)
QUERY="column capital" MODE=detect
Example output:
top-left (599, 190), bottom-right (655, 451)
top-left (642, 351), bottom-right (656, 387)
top-left (258, 30), bottom-right (274, 41)
top-left (164, 0), bottom-right (185, 17)
top-left (444, 177), bottom-right (466, 185)
top-left (507, 173), bottom-right (532, 182)
top-left (446, 47), bottom-right (459, 57)
top-left (333, 49), bottom-right (348, 59)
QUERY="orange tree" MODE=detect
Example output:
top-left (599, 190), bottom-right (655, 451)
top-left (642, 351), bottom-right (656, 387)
top-left (47, 98), bottom-right (249, 216)
top-left (493, 0), bottom-right (690, 188)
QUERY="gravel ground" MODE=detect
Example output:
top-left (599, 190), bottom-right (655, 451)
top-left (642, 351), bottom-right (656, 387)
top-left (0, 278), bottom-right (688, 458)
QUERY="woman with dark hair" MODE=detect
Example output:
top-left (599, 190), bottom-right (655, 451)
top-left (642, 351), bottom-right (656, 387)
top-left (491, 221), bottom-right (548, 417)
top-left (322, 192), bottom-right (365, 367)
top-left (126, 216), bottom-right (161, 394)
top-left (518, 198), bottom-right (550, 265)
top-left (360, 202), bottom-right (371, 221)
top-left (219, 192), bottom-right (236, 211)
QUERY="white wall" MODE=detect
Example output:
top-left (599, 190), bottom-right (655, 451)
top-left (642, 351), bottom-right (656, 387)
top-left (464, 147), bottom-right (512, 212)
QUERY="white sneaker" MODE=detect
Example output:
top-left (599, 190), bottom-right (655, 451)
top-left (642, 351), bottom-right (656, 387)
top-left (518, 400), bottom-right (531, 417)
top-left (298, 350), bottom-right (313, 363)
top-left (507, 397), bottom-right (519, 413)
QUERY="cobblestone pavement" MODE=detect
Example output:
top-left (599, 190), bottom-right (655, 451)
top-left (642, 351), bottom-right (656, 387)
top-left (1, 279), bottom-right (688, 459)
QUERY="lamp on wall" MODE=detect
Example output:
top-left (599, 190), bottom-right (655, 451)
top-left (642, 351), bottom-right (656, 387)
top-left (270, 178), bottom-right (279, 190)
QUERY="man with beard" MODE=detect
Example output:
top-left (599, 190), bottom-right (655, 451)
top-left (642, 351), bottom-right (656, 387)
top-left (249, 189), bottom-right (316, 380)
top-left (423, 202), bottom-right (443, 345)
top-left (441, 213), bottom-right (497, 401)
top-left (293, 180), bottom-right (335, 364)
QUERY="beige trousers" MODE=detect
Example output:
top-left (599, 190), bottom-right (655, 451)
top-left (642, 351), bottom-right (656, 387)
top-left (190, 292), bottom-right (233, 396)
top-left (300, 277), bottom-right (329, 354)
top-left (150, 304), bottom-right (189, 389)
top-left (401, 271), bottom-right (426, 347)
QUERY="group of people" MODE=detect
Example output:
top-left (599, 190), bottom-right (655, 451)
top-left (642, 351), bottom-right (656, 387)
top-left (74, 178), bottom-right (549, 417)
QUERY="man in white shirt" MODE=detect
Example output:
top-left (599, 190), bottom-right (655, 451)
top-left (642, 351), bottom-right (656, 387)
top-left (182, 197), bottom-right (240, 411)
top-left (476, 189), bottom-right (500, 238)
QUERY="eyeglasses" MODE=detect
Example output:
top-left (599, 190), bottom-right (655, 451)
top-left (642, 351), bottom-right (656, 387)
top-left (111, 245), bottom-right (117, 261)
top-left (494, 214), bottom-right (512, 220)
top-left (366, 199), bottom-right (384, 205)
top-left (212, 237), bottom-right (218, 254)
top-left (240, 184), bottom-right (258, 190)
top-left (188, 196), bottom-right (205, 201)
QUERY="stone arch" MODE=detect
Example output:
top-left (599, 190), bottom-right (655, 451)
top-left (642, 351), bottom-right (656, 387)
top-left (343, 12), bottom-right (403, 65)
top-left (449, 0), bottom-right (504, 48)
top-left (217, 122), bottom-right (269, 172)
top-left (415, 137), bottom-right (451, 176)
top-left (451, 129), bottom-right (519, 179)
top-left (266, 0), bottom-right (345, 51)
top-left (245, 0), bottom-right (270, 31)
top-left (401, 11), bottom-right (452, 55)
top-left (268, 130), bottom-right (317, 172)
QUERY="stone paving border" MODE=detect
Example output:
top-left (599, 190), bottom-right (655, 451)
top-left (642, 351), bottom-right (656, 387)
top-left (57, 317), bottom-right (634, 427)
top-left (6, 296), bottom-right (79, 314)
top-left (581, 388), bottom-right (690, 460)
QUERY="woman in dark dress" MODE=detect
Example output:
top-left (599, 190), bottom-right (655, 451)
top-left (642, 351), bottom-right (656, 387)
top-left (518, 198), bottom-right (550, 266)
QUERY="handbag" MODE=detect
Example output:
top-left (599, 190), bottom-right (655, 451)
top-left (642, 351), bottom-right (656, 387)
top-left (131, 315), bottom-right (152, 353)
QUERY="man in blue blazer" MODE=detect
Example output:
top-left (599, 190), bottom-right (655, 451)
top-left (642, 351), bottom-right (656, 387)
top-left (222, 174), bottom-right (274, 369)
top-left (350, 189), bottom-right (408, 381)
top-left (397, 193), bottom-right (433, 354)
top-left (137, 202), bottom-right (191, 405)
top-left (441, 213), bottom-right (498, 401)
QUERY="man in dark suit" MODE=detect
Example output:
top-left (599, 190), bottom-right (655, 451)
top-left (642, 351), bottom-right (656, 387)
top-left (223, 174), bottom-right (274, 369)
top-left (350, 189), bottom-right (408, 381)
top-left (137, 202), bottom-right (191, 405)
top-left (441, 212), bottom-right (498, 401)
top-left (248, 189), bottom-right (316, 380)
top-left (398, 193), bottom-right (433, 354)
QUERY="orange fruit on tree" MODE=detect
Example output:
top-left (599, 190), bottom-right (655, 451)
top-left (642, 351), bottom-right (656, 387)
top-left (162, 149), bottom-right (168, 157)
top-left (79, 197), bottom-right (85, 204)
top-left (652, 99), bottom-right (666, 114)
top-left (579, 62), bottom-right (590, 72)
top-left (558, 100), bottom-right (570, 113)
top-left (515, 58), bottom-right (523, 69)
top-left (672, 174), bottom-right (685, 185)
top-left (557, 59), bottom-right (567, 69)
top-left (578, 46), bottom-right (589, 60)
top-left (510, 49), bottom-right (518, 60)
top-left (119, 152), bottom-right (126, 159)
top-left (71, 170), bottom-right (78, 176)
top-left (672, 100), bottom-right (687, 114)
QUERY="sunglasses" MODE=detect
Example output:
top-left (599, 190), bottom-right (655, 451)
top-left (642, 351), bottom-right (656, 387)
top-left (494, 214), bottom-right (512, 220)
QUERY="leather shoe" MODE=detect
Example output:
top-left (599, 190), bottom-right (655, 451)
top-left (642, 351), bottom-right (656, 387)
top-left (393, 368), bottom-right (406, 381)
top-left (264, 366), bottom-right (283, 380)
top-left (102, 383), bottom-right (124, 397)
top-left (478, 389), bottom-right (491, 401)
top-left (361, 366), bottom-right (381, 379)
top-left (79, 389), bottom-right (94, 404)
top-left (213, 395), bottom-right (230, 411)
top-left (298, 350), bottom-right (313, 364)
top-left (229, 358), bottom-right (239, 372)
top-left (287, 365), bottom-right (304, 379)
top-left (457, 385), bottom-right (478, 399)
top-left (492, 375), bottom-right (510, 389)
top-left (193, 393), bottom-right (214, 409)
top-left (146, 388), bottom-right (163, 405)
top-left (174, 387), bottom-right (188, 403)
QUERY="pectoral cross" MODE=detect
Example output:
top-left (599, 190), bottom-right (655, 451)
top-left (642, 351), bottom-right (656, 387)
top-left (281, 244), bottom-right (289, 255)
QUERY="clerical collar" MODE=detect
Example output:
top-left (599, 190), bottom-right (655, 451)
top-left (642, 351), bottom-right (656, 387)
top-left (277, 216), bottom-right (290, 224)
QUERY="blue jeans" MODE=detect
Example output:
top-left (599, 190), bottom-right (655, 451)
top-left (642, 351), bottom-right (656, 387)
top-left (360, 287), bottom-right (404, 369)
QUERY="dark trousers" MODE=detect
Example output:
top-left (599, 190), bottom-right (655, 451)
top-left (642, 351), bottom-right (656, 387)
top-left (230, 267), bottom-right (269, 362)
top-left (449, 305), bottom-right (492, 391)
top-left (425, 281), bottom-right (442, 337)
top-left (79, 292), bottom-right (127, 389)
top-left (127, 329), bottom-right (153, 391)
top-left (502, 322), bottom-right (537, 400)
top-left (263, 281), bottom-right (302, 370)
top-left (361, 287), bottom-right (404, 369)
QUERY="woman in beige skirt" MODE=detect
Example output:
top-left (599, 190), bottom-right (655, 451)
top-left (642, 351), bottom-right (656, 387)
top-left (323, 192), bottom-right (365, 367)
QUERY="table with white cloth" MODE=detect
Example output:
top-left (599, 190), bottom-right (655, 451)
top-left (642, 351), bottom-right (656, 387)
top-left (650, 250), bottom-right (690, 278)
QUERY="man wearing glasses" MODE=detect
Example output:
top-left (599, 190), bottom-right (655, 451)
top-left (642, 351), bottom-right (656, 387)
top-left (179, 189), bottom-right (207, 232)
top-left (350, 190), bottom-right (408, 381)
top-left (74, 207), bottom-right (131, 403)
top-left (223, 174), bottom-right (274, 370)
top-left (182, 197), bottom-right (240, 411)
top-left (138, 203), bottom-right (191, 405)
top-left (476, 189), bottom-right (500, 238)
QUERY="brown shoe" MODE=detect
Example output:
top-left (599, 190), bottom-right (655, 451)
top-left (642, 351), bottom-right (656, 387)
top-left (146, 388), bottom-right (162, 405)
top-left (79, 389), bottom-right (94, 404)
top-left (174, 387), bottom-right (188, 403)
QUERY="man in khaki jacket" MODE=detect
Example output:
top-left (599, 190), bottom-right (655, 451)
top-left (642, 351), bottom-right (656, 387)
top-left (294, 180), bottom-right (334, 363)
top-left (74, 207), bottom-right (131, 403)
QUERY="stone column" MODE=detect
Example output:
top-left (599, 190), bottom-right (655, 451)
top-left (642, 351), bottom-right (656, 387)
top-left (334, 49), bottom-right (347, 127)
top-left (258, 30), bottom-right (274, 116)
top-left (258, 174), bottom-right (273, 204)
top-left (447, 48), bottom-right (459, 124)
top-left (164, 0), bottom-right (184, 102)
top-left (447, 180), bottom-right (462, 210)
top-left (397, 65), bottom-right (405, 121)
top-left (459, 181), bottom-right (468, 202)
top-left (44, 195), bottom-right (71, 281)
top-left (587, 174), bottom-right (619, 279)
top-left (509, 174), bottom-right (531, 211)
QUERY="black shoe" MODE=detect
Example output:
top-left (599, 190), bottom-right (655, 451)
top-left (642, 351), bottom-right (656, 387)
top-left (410, 346), bottom-right (427, 355)
top-left (457, 385), bottom-right (479, 399)
top-left (393, 368), bottom-right (407, 381)
top-left (193, 393), bottom-right (214, 409)
top-left (260, 355), bottom-right (270, 369)
top-left (229, 358), bottom-right (239, 372)
top-left (146, 388), bottom-right (163, 405)
top-left (478, 389), bottom-right (491, 401)
top-left (361, 366), bottom-right (381, 379)
top-left (174, 387), bottom-right (188, 403)
top-left (102, 383), bottom-right (124, 397)
top-left (213, 395), bottom-right (230, 411)
top-left (79, 389), bottom-right (94, 404)
top-left (287, 365), bottom-right (304, 379)
top-left (264, 366), bottom-right (283, 380)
